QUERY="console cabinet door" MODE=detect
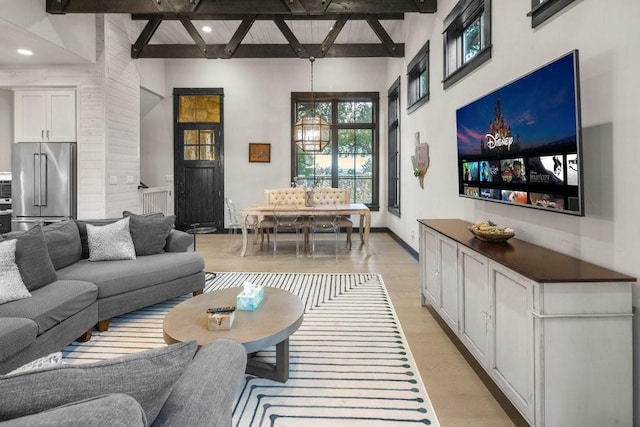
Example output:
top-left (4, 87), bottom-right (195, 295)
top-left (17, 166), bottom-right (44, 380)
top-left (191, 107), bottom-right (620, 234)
top-left (489, 262), bottom-right (535, 423)
top-left (438, 236), bottom-right (458, 332)
top-left (420, 226), bottom-right (440, 308)
top-left (459, 246), bottom-right (489, 367)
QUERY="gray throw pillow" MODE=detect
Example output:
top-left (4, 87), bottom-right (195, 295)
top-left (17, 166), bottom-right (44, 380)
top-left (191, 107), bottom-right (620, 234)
top-left (0, 239), bottom-right (31, 305)
top-left (2, 226), bottom-right (57, 291)
top-left (42, 221), bottom-right (82, 270)
top-left (0, 341), bottom-right (198, 424)
top-left (86, 217), bottom-right (136, 262)
top-left (124, 212), bottom-right (175, 256)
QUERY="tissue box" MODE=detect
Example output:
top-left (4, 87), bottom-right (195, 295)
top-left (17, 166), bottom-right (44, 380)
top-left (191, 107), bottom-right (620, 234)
top-left (236, 286), bottom-right (264, 311)
top-left (207, 311), bottom-right (235, 330)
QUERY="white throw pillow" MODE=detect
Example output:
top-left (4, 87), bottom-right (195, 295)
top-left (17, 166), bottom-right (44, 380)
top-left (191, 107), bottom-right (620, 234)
top-left (0, 239), bottom-right (31, 305)
top-left (7, 352), bottom-right (63, 376)
top-left (86, 217), bottom-right (136, 261)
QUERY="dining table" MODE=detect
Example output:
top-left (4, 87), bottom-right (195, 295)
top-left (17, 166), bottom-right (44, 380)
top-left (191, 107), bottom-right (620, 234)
top-left (240, 203), bottom-right (371, 257)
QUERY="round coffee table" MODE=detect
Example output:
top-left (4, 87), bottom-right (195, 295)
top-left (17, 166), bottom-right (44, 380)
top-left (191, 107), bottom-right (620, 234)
top-left (163, 287), bottom-right (304, 382)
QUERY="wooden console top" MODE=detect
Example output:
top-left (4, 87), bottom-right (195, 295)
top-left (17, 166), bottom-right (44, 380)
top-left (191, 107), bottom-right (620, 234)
top-left (418, 218), bottom-right (635, 283)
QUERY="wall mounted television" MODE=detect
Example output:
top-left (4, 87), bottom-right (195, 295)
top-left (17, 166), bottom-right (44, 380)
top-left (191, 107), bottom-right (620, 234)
top-left (456, 50), bottom-right (584, 215)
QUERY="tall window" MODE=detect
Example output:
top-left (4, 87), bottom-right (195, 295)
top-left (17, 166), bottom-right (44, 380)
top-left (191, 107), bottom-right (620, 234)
top-left (443, 0), bottom-right (492, 89)
top-left (407, 41), bottom-right (429, 113)
top-left (528, 0), bottom-right (577, 28)
top-left (387, 78), bottom-right (401, 217)
top-left (292, 92), bottom-right (379, 209)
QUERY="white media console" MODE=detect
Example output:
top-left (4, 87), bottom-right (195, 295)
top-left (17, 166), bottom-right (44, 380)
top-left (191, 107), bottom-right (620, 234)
top-left (418, 219), bottom-right (634, 427)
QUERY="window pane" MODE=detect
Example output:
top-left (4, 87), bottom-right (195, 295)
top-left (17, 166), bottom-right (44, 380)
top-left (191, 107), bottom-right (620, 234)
top-left (178, 95), bottom-right (220, 123)
top-left (356, 154), bottom-right (373, 177)
top-left (355, 178), bottom-right (373, 203)
top-left (199, 145), bottom-right (214, 161)
top-left (419, 70), bottom-right (428, 97)
top-left (296, 102), bottom-right (331, 123)
top-left (355, 129), bottom-right (373, 154)
top-left (184, 130), bottom-right (198, 144)
top-left (463, 14), bottom-right (483, 63)
top-left (200, 130), bottom-right (214, 145)
top-left (338, 101), bottom-right (373, 123)
top-left (338, 129), bottom-right (356, 153)
top-left (338, 154), bottom-right (355, 177)
top-left (314, 154), bottom-right (332, 178)
top-left (184, 145), bottom-right (197, 160)
top-left (338, 178), bottom-right (356, 202)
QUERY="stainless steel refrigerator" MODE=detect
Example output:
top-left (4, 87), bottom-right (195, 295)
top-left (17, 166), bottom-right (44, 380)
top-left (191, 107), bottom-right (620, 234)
top-left (11, 142), bottom-right (76, 231)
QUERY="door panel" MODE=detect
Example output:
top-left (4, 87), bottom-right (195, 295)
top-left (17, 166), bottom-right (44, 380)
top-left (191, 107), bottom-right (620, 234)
top-left (173, 90), bottom-right (224, 231)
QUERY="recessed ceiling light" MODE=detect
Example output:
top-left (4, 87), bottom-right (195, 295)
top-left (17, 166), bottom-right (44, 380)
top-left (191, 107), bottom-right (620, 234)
top-left (17, 48), bottom-right (33, 56)
top-left (202, 26), bottom-right (212, 33)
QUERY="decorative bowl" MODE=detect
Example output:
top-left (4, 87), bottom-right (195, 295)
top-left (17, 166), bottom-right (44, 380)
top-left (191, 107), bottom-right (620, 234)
top-left (468, 225), bottom-right (515, 243)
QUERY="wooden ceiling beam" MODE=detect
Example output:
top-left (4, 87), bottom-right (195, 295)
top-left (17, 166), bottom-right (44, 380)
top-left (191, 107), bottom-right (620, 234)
top-left (179, 18), bottom-right (211, 58)
top-left (131, 15), bottom-right (162, 58)
top-left (135, 43), bottom-right (404, 58)
top-left (223, 17), bottom-right (256, 58)
top-left (366, 17), bottom-right (403, 58)
top-left (47, 0), bottom-right (436, 14)
top-left (318, 17), bottom-right (347, 58)
top-left (131, 13), bottom-right (406, 20)
top-left (274, 18), bottom-right (310, 58)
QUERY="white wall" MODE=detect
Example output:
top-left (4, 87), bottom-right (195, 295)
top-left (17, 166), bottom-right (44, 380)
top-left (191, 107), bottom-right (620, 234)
top-left (391, 0), bottom-right (640, 420)
top-left (0, 89), bottom-right (12, 171)
top-left (140, 57), bottom-right (389, 226)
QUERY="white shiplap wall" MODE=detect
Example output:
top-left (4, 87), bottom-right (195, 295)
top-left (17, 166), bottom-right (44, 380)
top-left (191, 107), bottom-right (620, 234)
top-left (104, 15), bottom-right (140, 217)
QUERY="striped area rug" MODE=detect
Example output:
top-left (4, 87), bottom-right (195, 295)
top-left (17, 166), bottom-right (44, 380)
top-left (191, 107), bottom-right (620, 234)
top-left (63, 272), bottom-right (439, 426)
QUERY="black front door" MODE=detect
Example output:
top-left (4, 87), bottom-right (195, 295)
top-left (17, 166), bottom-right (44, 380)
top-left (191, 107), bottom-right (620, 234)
top-left (173, 89), bottom-right (224, 231)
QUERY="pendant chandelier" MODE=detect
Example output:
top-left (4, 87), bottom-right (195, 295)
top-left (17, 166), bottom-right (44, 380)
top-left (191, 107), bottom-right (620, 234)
top-left (293, 57), bottom-right (331, 152)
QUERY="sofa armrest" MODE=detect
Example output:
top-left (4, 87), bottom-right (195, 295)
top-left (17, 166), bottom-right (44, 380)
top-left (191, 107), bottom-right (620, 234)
top-left (152, 339), bottom-right (247, 427)
top-left (0, 393), bottom-right (146, 427)
top-left (164, 229), bottom-right (194, 253)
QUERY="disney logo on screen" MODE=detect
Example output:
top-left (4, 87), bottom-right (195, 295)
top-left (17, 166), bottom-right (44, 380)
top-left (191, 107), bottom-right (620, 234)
top-left (485, 133), bottom-right (513, 150)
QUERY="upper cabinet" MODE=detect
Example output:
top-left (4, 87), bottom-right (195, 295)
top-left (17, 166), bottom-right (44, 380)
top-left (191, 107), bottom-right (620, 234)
top-left (14, 90), bottom-right (76, 142)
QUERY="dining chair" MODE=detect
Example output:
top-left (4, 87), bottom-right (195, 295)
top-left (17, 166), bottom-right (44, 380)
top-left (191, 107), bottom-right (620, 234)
top-left (272, 202), bottom-right (304, 256)
top-left (309, 206), bottom-right (341, 260)
top-left (225, 198), bottom-right (259, 247)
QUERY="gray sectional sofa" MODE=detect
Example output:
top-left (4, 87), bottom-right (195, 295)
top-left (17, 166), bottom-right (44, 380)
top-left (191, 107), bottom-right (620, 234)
top-left (0, 215), bottom-right (206, 374)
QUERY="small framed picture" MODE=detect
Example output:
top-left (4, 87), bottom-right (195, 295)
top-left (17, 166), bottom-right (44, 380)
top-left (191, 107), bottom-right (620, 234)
top-left (249, 143), bottom-right (271, 163)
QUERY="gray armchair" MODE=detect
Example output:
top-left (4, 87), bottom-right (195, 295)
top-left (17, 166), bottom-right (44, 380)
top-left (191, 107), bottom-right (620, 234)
top-left (0, 339), bottom-right (247, 427)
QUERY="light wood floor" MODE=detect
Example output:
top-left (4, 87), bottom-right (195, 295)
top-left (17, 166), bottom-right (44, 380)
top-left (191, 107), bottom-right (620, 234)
top-left (196, 231), bottom-right (524, 426)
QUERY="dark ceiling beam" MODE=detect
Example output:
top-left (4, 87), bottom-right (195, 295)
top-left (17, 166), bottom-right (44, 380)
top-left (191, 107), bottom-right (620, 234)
top-left (274, 18), bottom-right (310, 58)
top-left (366, 17), bottom-right (402, 58)
top-left (131, 13), bottom-right (406, 20)
top-left (136, 43), bottom-right (404, 58)
top-left (47, 0), bottom-right (436, 14)
top-left (131, 15), bottom-right (162, 58)
top-left (283, 0), bottom-right (307, 14)
top-left (223, 18), bottom-right (256, 58)
top-left (179, 18), bottom-right (210, 58)
top-left (318, 17), bottom-right (347, 58)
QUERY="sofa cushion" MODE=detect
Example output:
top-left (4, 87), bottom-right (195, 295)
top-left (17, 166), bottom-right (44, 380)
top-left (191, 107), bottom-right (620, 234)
top-left (0, 318), bottom-right (37, 363)
top-left (0, 341), bottom-right (198, 424)
top-left (0, 280), bottom-right (97, 335)
top-left (124, 212), bottom-right (175, 256)
top-left (42, 221), bottom-right (82, 270)
top-left (2, 226), bottom-right (57, 292)
top-left (1, 393), bottom-right (147, 427)
top-left (87, 217), bottom-right (136, 262)
top-left (75, 219), bottom-right (119, 259)
top-left (56, 252), bottom-right (204, 299)
top-left (0, 239), bottom-right (31, 305)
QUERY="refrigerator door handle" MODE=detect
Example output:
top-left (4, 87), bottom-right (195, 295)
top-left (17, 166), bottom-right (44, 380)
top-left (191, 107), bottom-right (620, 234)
top-left (33, 153), bottom-right (40, 207)
top-left (40, 153), bottom-right (48, 206)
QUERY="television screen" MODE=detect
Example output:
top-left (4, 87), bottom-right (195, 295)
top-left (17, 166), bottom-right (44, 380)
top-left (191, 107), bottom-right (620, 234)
top-left (456, 50), bottom-right (584, 215)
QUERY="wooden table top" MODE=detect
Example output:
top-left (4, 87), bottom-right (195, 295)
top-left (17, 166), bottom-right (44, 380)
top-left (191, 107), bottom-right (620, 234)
top-left (419, 218), bottom-right (635, 283)
top-left (163, 287), bottom-right (304, 353)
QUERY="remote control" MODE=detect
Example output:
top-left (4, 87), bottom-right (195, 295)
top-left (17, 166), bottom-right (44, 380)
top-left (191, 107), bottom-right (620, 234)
top-left (207, 306), bottom-right (236, 314)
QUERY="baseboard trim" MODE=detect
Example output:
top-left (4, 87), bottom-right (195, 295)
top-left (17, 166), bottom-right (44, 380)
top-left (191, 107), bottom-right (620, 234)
top-left (425, 305), bottom-right (529, 427)
top-left (385, 228), bottom-right (419, 260)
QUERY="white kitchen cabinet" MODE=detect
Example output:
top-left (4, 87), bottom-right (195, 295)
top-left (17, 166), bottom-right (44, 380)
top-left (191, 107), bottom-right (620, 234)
top-left (14, 90), bottom-right (76, 142)
top-left (418, 219), bottom-right (633, 427)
